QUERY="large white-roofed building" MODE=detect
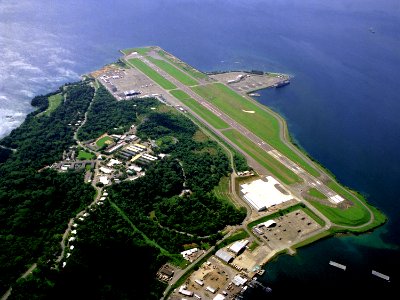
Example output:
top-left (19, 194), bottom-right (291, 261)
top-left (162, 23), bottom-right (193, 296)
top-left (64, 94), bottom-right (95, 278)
top-left (240, 176), bottom-right (294, 211)
top-left (215, 249), bottom-right (234, 264)
top-left (229, 239), bottom-right (249, 255)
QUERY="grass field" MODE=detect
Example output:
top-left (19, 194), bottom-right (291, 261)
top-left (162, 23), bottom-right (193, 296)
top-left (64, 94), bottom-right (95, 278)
top-left (192, 83), bottom-right (320, 177)
top-left (170, 89), bottom-right (229, 129)
top-left (222, 129), bottom-right (301, 184)
top-left (96, 136), bottom-right (113, 148)
top-left (213, 176), bottom-right (233, 205)
top-left (147, 57), bottom-right (198, 86)
top-left (157, 50), bottom-right (208, 80)
top-left (78, 150), bottom-right (95, 160)
top-left (217, 229), bottom-right (250, 249)
top-left (309, 200), bottom-right (370, 227)
top-left (127, 58), bottom-right (177, 90)
top-left (314, 181), bottom-right (387, 229)
top-left (121, 47), bottom-right (151, 55)
top-left (37, 93), bottom-right (63, 117)
top-left (307, 188), bottom-right (327, 199)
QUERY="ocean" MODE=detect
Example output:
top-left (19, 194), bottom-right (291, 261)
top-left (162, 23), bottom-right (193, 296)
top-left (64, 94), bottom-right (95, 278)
top-left (1, 0), bottom-right (399, 296)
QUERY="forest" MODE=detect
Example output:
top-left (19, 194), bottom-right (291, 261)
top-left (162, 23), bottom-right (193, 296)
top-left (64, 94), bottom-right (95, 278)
top-left (0, 82), bottom-right (96, 295)
top-left (77, 85), bottom-right (159, 141)
top-left (1, 79), bottom-right (246, 299)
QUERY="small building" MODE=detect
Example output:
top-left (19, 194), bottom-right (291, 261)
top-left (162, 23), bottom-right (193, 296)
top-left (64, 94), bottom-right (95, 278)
top-left (194, 279), bottom-right (204, 286)
top-left (99, 176), bottom-right (109, 185)
top-left (206, 286), bottom-right (217, 294)
top-left (159, 265), bottom-right (174, 278)
top-left (215, 249), bottom-right (234, 264)
top-left (99, 167), bottom-right (113, 174)
top-left (179, 286), bottom-right (194, 297)
top-left (232, 275), bottom-right (247, 286)
top-left (107, 159), bottom-right (122, 167)
top-left (259, 220), bottom-right (276, 228)
top-left (229, 240), bottom-right (249, 255)
top-left (213, 294), bottom-right (225, 300)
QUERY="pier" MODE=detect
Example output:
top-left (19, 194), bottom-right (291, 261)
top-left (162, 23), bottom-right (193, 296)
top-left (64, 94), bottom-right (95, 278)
top-left (248, 278), bottom-right (272, 293)
top-left (372, 270), bottom-right (390, 281)
top-left (329, 261), bottom-right (346, 271)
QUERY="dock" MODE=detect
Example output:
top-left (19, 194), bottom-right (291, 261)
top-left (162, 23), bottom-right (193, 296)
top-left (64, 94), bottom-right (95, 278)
top-left (329, 261), bottom-right (346, 271)
top-left (372, 270), bottom-right (390, 281)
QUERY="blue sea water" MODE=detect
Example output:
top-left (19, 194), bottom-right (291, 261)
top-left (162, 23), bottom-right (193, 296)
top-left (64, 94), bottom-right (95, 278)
top-left (1, 0), bottom-right (399, 297)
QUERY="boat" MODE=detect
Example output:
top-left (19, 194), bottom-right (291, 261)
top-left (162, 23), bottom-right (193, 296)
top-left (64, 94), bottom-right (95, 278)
top-left (248, 93), bottom-right (260, 97)
top-left (275, 80), bottom-right (290, 88)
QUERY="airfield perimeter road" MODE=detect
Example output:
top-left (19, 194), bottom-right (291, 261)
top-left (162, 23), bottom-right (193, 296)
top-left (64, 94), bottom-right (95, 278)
top-left (123, 51), bottom-right (374, 229)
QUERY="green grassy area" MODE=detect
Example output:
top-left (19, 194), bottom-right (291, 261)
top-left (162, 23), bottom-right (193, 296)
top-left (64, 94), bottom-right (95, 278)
top-left (147, 57), bottom-right (198, 86)
top-left (77, 150), bottom-right (95, 160)
top-left (307, 188), bottom-right (327, 199)
top-left (302, 206), bottom-right (326, 226)
top-left (248, 240), bottom-right (260, 251)
top-left (222, 129), bottom-right (301, 184)
top-left (309, 200), bottom-right (371, 227)
top-left (157, 50), bottom-right (208, 80)
top-left (292, 230), bottom-right (332, 249)
top-left (96, 136), bottom-right (113, 148)
top-left (213, 176), bottom-right (232, 205)
top-left (37, 94), bottom-right (63, 117)
top-left (127, 58), bottom-right (177, 90)
top-left (170, 89), bottom-right (229, 129)
top-left (191, 83), bottom-right (320, 177)
top-left (121, 47), bottom-right (151, 55)
top-left (318, 181), bottom-right (386, 229)
top-left (217, 229), bottom-right (250, 249)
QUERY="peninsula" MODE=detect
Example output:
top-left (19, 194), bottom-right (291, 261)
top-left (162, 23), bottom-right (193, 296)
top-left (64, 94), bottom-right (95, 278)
top-left (0, 46), bottom-right (386, 300)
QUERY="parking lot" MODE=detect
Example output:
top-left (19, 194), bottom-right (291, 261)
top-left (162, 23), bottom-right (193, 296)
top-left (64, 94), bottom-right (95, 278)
top-left (209, 71), bottom-right (286, 94)
top-left (96, 66), bottom-right (181, 106)
top-left (253, 209), bottom-right (322, 249)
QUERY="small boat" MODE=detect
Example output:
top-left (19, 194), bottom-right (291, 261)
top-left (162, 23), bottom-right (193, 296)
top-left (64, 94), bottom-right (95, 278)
top-left (249, 93), bottom-right (260, 97)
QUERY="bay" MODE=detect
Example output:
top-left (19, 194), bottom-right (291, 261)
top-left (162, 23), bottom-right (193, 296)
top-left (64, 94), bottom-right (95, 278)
top-left (0, 0), bottom-right (399, 296)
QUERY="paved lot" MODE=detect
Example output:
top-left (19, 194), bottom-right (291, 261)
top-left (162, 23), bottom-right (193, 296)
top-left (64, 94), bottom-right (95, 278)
top-left (210, 72), bottom-right (286, 94)
top-left (253, 209), bottom-right (322, 249)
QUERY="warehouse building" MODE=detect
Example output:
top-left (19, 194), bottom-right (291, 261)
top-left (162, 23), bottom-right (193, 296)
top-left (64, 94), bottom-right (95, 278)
top-left (240, 176), bottom-right (294, 211)
top-left (215, 249), bottom-right (234, 264)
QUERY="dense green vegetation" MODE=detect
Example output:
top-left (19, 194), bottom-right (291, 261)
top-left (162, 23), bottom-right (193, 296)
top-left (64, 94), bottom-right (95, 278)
top-left (0, 80), bottom-right (245, 297)
top-left (233, 152), bottom-right (249, 172)
top-left (127, 58), bottom-right (177, 90)
top-left (0, 81), bottom-right (97, 295)
top-left (10, 201), bottom-right (167, 300)
top-left (192, 83), bottom-right (320, 177)
top-left (170, 89), bottom-right (229, 129)
top-left (78, 86), bottom-right (159, 140)
top-left (1, 82), bottom-right (94, 169)
top-left (147, 57), bottom-right (198, 86)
